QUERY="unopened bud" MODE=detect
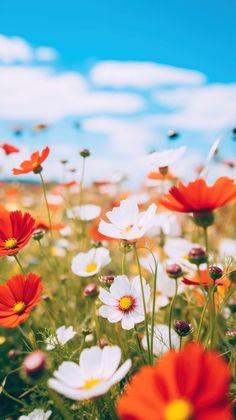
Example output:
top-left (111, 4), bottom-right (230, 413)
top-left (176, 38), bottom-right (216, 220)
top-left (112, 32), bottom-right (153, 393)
top-left (32, 229), bottom-right (45, 241)
top-left (98, 338), bottom-right (109, 348)
top-left (119, 240), bottom-right (133, 254)
top-left (159, 166), bottom-right (168, 176)
top-left (99, 275), bottom-right (115, 286)
top-left (166, 263), bottom-right (183, 279)
top-left (83, 283), bottom-right (99, 298)
top-left (8, 349), bottom-right (19, 361)
top-left (209, 265), bottom-right (223, 281)
top-left (174, 320), bottom-right (192, 337)
top-left (23, 351), bottom-right (46, 379)
top-left (80, 148), bottom-right (90, 158)
top-left (188, 247), bottom-right (207, 265)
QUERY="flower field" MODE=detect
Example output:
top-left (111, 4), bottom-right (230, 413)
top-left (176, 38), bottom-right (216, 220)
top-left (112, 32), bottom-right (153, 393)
top-left (0, 144), bottom-right (235, 420)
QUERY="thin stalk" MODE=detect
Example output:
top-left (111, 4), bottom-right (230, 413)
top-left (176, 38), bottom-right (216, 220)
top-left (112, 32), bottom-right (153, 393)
top-left (197, 294), bottom-right (209, 341)
top-left (39, 172), bottom-right (53, 241)
top-left (179, 336), bottom-right (183, 350)
top-left (121, 252), bottom-right (126, 275)
top-left (14, 254), bottom-right (26, 275)
top-left (150, 255), bottom-right (158, 365)
top-left (79, 157), bottom-right (86, 206)
top-left (168, 279), bottom-right (178, 349)
top-left (134, 325), bottom-right (146, 364)
top-left (1, 388), bottom-right (27, 406)
top-left (133, 243), bottom-right (151, 364)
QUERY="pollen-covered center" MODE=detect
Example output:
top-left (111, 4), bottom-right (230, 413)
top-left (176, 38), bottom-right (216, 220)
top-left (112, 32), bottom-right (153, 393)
top-left (85, 263), bottom-right (97, 273)
top-left (123, 224), bottom-right (134, 233)
top-left (32, 161), bottom-right (39, 169)
top-left (4, 237), bottom-right (17, 250)
top-left (83, 378), bottom-right (101, 389)
top-left (165, 398), bottom-right (193, 420)
top-left (118, 295), bottom-right (134, 312)
top-left (13, 301), bottom-right (26, 314)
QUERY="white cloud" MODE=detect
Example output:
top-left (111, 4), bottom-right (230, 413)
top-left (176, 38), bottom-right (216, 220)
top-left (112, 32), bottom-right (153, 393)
top-left (0, 67), bottom-right (144, 120)
top-left (0, 34), bottom-right (58, 63)
top-left (154, 84), bottom-right (236, 130)
top-left (35, 47), bottom-right (58, 62)
top-left (83, 117), bottom-right (155, 156)
top-left (90, 61), bottom-right (206, 88)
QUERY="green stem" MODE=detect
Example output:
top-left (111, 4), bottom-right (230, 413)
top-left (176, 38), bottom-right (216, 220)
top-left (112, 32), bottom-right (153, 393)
top-left (203, 227), bottom-right (209, 267)
top-left (79, 157), bottom-right (86, 206)
top-left (168, 279), bottom-right (178, 349)
top-left (93, 301), bottom-right (100, 342)
top-left (17, 325), bottom-right (34, 350)
top-left (133, 243), bottom-right (151, 364)
top-left (121, 252), bottom-right (126, 275)
top-left (197, 294), bottom-right (209, 341)
top-left (39, 172), bottom-right (53, 241)
top-left (179, 336), bottom-right (183, 350)
top-left (134, 325), bottom-right (146, 364)
top-left (1, 387), bottom-right (27, 406)
top-left (14, 254), bottom-right (26, 275)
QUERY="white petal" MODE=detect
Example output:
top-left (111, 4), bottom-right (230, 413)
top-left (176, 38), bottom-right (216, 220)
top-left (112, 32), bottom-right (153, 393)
top-left (121, 313), bottom-right (135, 330)
top-left (79, 346), bottom-right (103, 379)
top-left (108, 359), bottom-right (132, 387)
top-left (98, 346), bottom-right (121, 379)
top-left (110, 275), bottom-right (131, 298)
top-left (99, 288), bottom-right (117, 305)
top-left (98, 220), bottom-right (123, 239)
top-left (53, 362), bottom-right (85, 387)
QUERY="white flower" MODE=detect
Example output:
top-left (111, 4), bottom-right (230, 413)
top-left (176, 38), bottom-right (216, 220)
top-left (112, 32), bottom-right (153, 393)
top-left (147, 213), bottom-right (182, 237)
top-left (98, 275), bottom-right (150, 330)
top-left (144, 146), bottom-right (186, 168)
top-left (219, 239), bottom-right (236, 259)
top-left (142, 324), bottom-right (179, 356)
top-left (71, 247), bottom-right (111, 277)
top-left (67, 204), bottom-right (101, 221)
top-left (98, 199), bottom-right (157, 241)
top-left (45, 326), bottom-right (77, 350)
top-left (48, 345), bottom-right (131, 400)
top-left (19, 409), bottom-right (52, 420)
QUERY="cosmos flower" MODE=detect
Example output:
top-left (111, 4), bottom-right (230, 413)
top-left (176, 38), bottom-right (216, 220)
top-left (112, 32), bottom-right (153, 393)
top-left (0, 273), bottom-right (42, 328)
top-left (0, 209), bottom-right (35, 256)
top-left (67, 204), bottom-right (101, 221)
top-left (98, 275), bottom-right (150, 330)
top-left (48, 345), bottom-right (131, 400)
top-left (45, 326), bottom-right (77, 350)
top-left (1, 143), bottom-right (20, 155)
top-left (117, 342), bottom-right (232, 420)
top-left (19, 409), bottom-right (52, 420)
top-left (159, 177), bottom-right (236, 214)
top-left (144, 146), bottom-right (186, 169)
top-left (98, 199), bottom-right (157, 241)
top-left (142, 324), bottom-right (180, 356)
top-left (12, 146), bottom-right (50, 175)
top-left (71, 247), bottom-right (111, 277)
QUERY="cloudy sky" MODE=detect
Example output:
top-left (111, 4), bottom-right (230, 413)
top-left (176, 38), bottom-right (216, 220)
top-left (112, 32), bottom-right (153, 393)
top-left (0, 0), bottom-right (235, 184)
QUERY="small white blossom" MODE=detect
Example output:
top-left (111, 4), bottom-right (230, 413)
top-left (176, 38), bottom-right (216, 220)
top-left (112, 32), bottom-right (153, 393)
top-left (45, 326), bottom-right (77, 350)
top-left (71, 247), bottom-right (111, 277)
top-left (19, 409), bottom-right (52, 420)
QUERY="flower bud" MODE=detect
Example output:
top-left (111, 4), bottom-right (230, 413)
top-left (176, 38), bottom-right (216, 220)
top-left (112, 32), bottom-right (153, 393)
top-left (193, 211), bottom-right (214, 228)
top-left (23, 351), bottom-right (46, 379)
top-left (209, 265), bottom-right (223, 281)
top-left (60, 159), bottom-right (68, 165)
top-left (166, 263), bottom-right (183, 279)
top-left (32, 228), bottom-right (45, 241)
top-left (99, 274), bottom-right (115, 286)
top-left (167, 129), bottom-right (179, 139)
top-left (8, 349), bottom-right (19, 361)
top-left (188, 246), bottom-right (207, 265)
top-left (91, 240), bottom-right (102, 248)
top-left (80, 148), bottom-right (90, 158)
top-left (98, 338), bottom-right (109, 348)
top-left (60, 275), bottom-right (67, 283)
top-left (83, 283), bottom-right (99, 298)
top-left (82, 328), bottom-right (93, 337)
top-left (174, 320), bottom-right (192, 337)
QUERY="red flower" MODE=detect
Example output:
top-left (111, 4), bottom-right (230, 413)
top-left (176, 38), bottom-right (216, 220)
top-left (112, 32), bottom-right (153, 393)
top-left (1, 143), bottom-right (20, 155)
top-left (159, 177), bottom-right (236, 213)
top-left (0, 209), bottom-right (35, 256)
top-left (12, 146), bottom-right (50, 175)
top-left (117, 342), bottom-right (232, 420)
top-left (0, 273), bottom-right (42, 328)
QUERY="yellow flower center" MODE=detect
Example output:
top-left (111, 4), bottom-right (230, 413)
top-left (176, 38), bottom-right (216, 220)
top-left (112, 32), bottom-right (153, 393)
top-left (4, 237), bottom-right (17, 250)
top-left (32, 161), bottom-right (38, 168)
top-left (85, 263), bottom-right (97, 273)
top-left (13, 301), bottom-right (26, 314)
top-left (123, 224), bottom-right (133, 233)
top-left (83, 378), bottom-right (101, 390)
top-left (119, 296), bottom-right (134, 311)
top-left (165, 398), bottom-right (193, 420)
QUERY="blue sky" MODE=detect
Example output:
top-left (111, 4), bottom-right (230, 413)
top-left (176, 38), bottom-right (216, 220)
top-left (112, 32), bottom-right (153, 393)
top-left (0, 1), bottom-right (235, 184)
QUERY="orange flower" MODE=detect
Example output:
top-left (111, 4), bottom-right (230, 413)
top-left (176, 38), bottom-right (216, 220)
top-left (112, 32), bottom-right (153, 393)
top-left (0, 273), bottom-right (42, 328)
top-left (1, 143), bottom-right (20, 155)
top-left (159, 177), bottom-right (236, 213)
top-left (35, 221), bottom-right (65, 231)
top-left (12, 146), bottom-right (50, 175)
top-left (0, 209), bottom-right (35, 256)
top-left (117, 342), bottom-right (232, 420)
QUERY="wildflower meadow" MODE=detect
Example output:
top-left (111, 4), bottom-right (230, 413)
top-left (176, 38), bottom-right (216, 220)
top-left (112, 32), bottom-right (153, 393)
top-left (0, 142), bottom-right (235, 420)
